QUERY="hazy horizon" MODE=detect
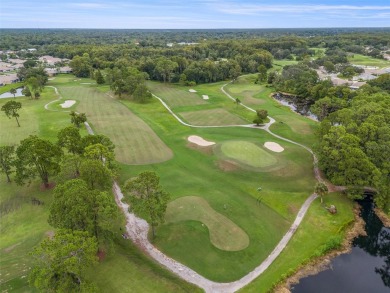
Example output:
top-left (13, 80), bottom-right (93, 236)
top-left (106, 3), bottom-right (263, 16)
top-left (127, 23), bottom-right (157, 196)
top-left (1, 0), bottom-right (390, 29)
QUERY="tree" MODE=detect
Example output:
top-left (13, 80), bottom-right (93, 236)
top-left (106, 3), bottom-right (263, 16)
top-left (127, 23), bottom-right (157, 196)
top-left (70, 111), bottom-right (87, 128)
top-left (125, 171), bottom-right (170, 238)
top-left (70, 53), bottom-right (92, 78)
top-left (0, 146), bottom-right (15, 183)
top-left (81, 134), bottom-right (115, 154)
top-left (1, 100), bottom-right (22, 127)
top-left (79, 159), bottom-right (112, 190)
top-left (155, 58), bottom-right (178, 83)
top-left (29, 229), bottom-right (98, 293)
top-left (25, 76), bottom-right (41, 99)
top-left (133, 84), bottom-right (152, 103)
top-left (49, 179), bottom-right (116, 239)
top-left (253, 109), bottom-right (268, 126)
top-left (315, 182), bottom-right (328, 204)
top-left (235, 98), bottom-right (241, 107)
top-left (57, 126), bottom-right (82, 154)
top-left (15, 135), bottom-right (63, 187)
top-left (257, 64), bottom-right (268, 82)
top-left (95, 70), bottom-right (105, 84)
top-left (10, 88), bottom-right (16, 98)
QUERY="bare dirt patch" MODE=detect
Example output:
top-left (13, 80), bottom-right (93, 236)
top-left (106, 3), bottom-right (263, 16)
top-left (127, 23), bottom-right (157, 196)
top-left (45, 230), bottom-right (55, 239)
top-left (187, 142), bottom-right (213, 155)
top-left (217, 160), bottom-right (239, 172)
top-left (4, 242), bottom-right (22, 253)
top-left (187, 135), bottom-right (215, 147)
top-left (264, 142), bottom-right (284, 152)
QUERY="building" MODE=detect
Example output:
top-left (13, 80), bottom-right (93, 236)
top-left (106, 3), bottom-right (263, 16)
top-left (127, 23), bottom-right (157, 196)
top-left (0, 74), bottom-right (20, 86)
top-left (39, 55), bottom-right (63, 65)
top-left (59, 66), bottom-right (72, 74)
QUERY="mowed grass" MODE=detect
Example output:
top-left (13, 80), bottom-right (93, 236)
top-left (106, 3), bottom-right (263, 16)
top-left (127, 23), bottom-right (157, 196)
top-left (240, 193), bottom-right (354, 293)
top-left (225, 75), bottom-right (319, 147)
top-left (166, 196), bottom-right (250, 251)
top-left (147, 81), bottom-right (206, 107)
top-left (0, 88), bottom-right (77, 145)
top-left (179, 108), bottom-right (247, 126)
top-left (118, 97), bottom-right (317, 281)
top-left (218, 141), bottom-right (278, 169)
top-left (50, 83), bottom-right (173, 165)
top-left (348, 53), bottom-right (390, 68)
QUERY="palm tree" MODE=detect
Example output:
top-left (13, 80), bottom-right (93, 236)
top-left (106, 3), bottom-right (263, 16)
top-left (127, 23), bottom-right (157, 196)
top-left (10, 88), bottom-right (16, 98)
top-left (315, 182), bottom-right (328, 204)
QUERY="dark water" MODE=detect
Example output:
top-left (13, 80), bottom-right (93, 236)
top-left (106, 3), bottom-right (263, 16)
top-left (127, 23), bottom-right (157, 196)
top-left (273, 93), bottom-right (318, 121)
top-left (291, 201), bottom-right (390, 293)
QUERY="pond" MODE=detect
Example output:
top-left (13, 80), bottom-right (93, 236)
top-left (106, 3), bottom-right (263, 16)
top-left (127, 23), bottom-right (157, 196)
top-left (0, 88), bottom-right (24, 99)
top-left (291, 201), bottom-right (390, 293)
top-left (273, 93), bottom-right (318, 121)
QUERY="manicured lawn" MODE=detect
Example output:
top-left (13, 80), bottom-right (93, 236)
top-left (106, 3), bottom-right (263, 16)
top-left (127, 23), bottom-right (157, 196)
top-left (0, 88), bottom-right (77, 145)
top-left (166, 196), bottom-right (250, 251)
top-left (240, 193), bottom-right (354, 293)
top-left (147, 81), bottom-right (207, 107)
top-left (0, 82), bottom-right (24, 95)
top-left (179, 108), bottom-right (248, 126)
top-left (48, 80), bottom-right (173, 165)
top-left (348, 54), bottom-right (390, 68)
top-left (218, 141), bottom-right (278, 169)
top-left (118, 95), bottom-right (317, 282)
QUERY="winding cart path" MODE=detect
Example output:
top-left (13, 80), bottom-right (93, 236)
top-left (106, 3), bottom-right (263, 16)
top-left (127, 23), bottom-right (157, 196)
top-left (44, 81), bottom-right (329, 293)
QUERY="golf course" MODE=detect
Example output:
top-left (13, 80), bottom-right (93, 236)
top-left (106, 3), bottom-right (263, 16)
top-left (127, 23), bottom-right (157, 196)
top-left (0, 73), bottom-right (355, 292)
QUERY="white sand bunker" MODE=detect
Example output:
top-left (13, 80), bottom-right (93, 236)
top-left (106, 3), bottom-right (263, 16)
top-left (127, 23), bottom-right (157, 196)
top-left (189, 89), bottom-right (197, 93)
top-left (202, 95), bottom-right (209, 100)
top-left (264, 142), bottom-right (284, 152)
top-left (188, 135), bottom-right (215, 147)
top-left (60, 100), bottom-right (76, 108)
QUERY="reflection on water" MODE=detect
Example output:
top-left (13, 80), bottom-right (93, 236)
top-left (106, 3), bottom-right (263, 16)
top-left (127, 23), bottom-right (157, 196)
top-left (273, 93), bottom-right (318, 121)
top-left (0, 87), bottom-right (24, 98)
top-left (292, 201), bottom-right (390, 293)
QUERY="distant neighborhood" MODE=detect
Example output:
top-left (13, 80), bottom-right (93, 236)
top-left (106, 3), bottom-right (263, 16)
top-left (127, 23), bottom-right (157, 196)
top-left (0, 50), bottom-right (72, 86)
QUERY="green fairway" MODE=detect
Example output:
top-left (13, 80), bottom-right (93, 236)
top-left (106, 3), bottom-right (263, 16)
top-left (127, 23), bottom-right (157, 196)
top-left (147, 81), bottom-right (207, 107)
top-left (48, 80), bottom-right (173, 165)
top-left (179, 108), bottom-right (248, 126)
top-left (166, 196), bottom-right (250, 251)
top-left (217, 141), bottom-right (278, 169)
top-left (240, 193), bottom-right (354, 292)
top-left (348, 53), bottom-right (390, 68)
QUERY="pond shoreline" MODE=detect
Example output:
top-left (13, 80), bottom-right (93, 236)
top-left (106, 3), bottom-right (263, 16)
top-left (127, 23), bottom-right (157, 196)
top-left (374, 208), bottom-right (390, 228)
top-left (274, 204), bottom-right (366, 293)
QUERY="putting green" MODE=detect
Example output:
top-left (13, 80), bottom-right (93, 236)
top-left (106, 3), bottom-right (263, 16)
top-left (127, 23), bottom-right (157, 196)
top-left (165, 196), bottom-right (249, 251)
top-left (218, 141), bottom-right (278, 169)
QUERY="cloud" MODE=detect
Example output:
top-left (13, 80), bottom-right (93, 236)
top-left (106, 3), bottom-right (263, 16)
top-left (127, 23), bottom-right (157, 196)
top-left (213, 3), bottom-right (390, 15)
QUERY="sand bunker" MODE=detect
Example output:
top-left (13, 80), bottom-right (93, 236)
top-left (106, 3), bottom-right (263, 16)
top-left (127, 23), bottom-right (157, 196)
top-left (188, 135), bottom-right (215, 147)
top-left (264, 142), bottom-right (284, 152)
top-left (189, 89), bottom-right (197, 93)
top-left (60, 100), bottom-right (76, 108)
top-left (202, 95), bottom-right (209, 100)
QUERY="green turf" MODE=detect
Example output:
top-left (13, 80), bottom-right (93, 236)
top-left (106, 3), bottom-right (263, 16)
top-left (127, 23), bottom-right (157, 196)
top-left (240, 193), bottom-right (354, 292)
top-left (166, 196), bottom-right (250, 251)
top-left (0, 82), bottom-right (24, 95)
top-left (48, 80), bottom-right (173, 165)
top-left (179, 108), bottom-right (248, 126)
top-left (147, 81), bottom-right (207, 107)
top-left (348, 53), bottom-right (390, 68)
top-left (218, 141), bottom-right (278, 169)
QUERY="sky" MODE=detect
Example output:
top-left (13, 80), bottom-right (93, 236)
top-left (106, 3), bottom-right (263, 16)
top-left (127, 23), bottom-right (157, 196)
top-left (1, 0), bottom-right (390, 29)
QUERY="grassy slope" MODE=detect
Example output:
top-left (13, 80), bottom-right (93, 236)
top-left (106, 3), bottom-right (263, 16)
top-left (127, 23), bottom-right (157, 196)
top-left (240, 193), bottom-right (354, 292)
top-left (49, 75), bottom-right (173, 165)
top-left (0, 78), bottom-right (200, 293)
top-left (117, 88), bottom-right (316, 281)
top-left (348, 54), bottom-right (390, 68)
